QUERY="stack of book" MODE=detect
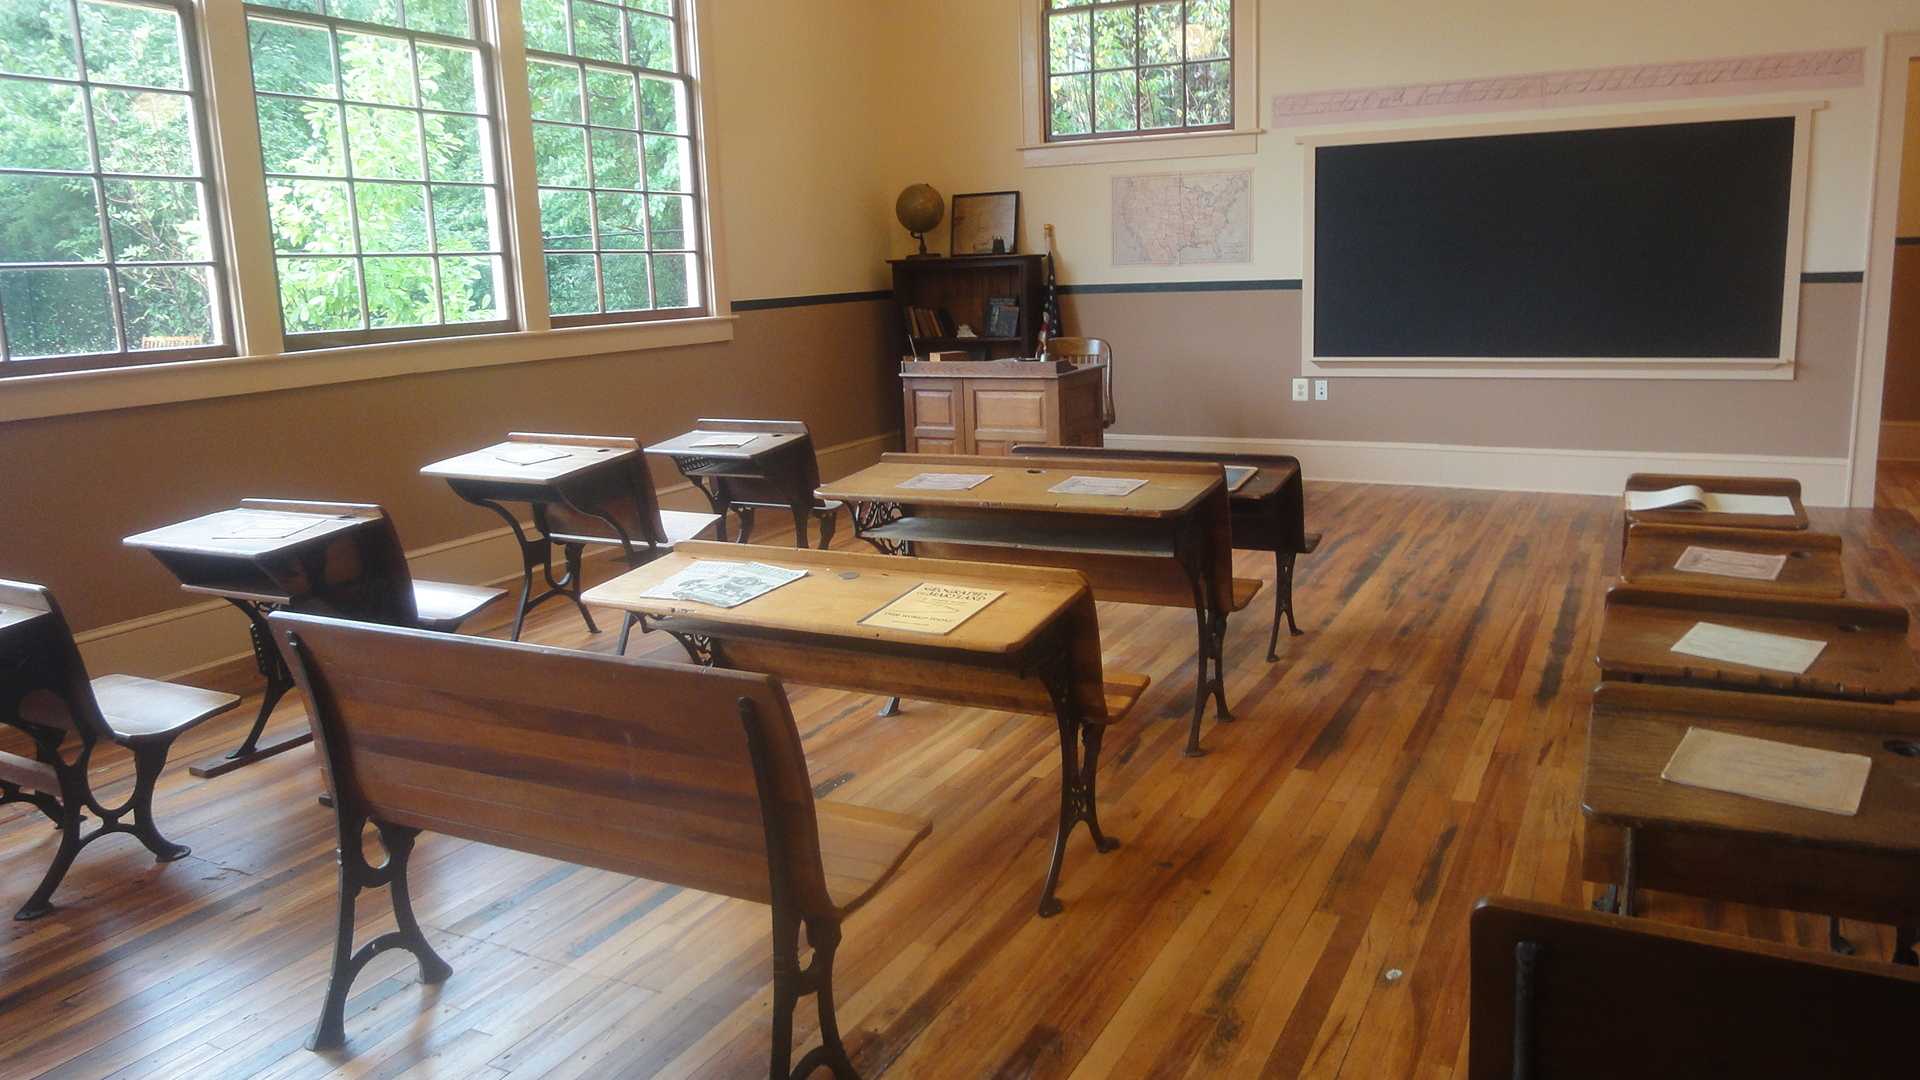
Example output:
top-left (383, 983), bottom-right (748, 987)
top-left (903, 305), bottom-right (953, 339)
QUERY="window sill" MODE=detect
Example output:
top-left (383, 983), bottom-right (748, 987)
top-left (1019, 127), bottom-right (1263, 168)
top-left (0, 314), bottom-right (737, 423)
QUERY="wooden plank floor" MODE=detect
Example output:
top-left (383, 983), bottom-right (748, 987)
top-left (5, 478), bottom-right (1917, 1078)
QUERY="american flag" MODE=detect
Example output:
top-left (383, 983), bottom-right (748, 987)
top-left (1039, 224), bottom-right (1061, 354)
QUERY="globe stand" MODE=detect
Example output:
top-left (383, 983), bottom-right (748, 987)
top-left (907, 230), bottom-right (937, 258)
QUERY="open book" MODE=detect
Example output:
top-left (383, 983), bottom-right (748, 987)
top-left (1626, 484), bottom-right (1795, 516)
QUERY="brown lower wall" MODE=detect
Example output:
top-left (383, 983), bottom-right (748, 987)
top-left (1882, 246), bottom-right (1920, 424)
top-left (1063, 280), bottom-right (1860, 458)
top-left (2, 300), bottom-right (900, 631)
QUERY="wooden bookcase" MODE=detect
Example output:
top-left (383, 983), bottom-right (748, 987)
top-left (890, 255), bottom-right (1046, 360)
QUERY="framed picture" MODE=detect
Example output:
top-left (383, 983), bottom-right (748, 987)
top-left (950, 191), bottom-right (1020, 256)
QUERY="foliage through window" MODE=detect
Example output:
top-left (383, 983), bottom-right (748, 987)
top-left (0, 0), bottom-right (229, 370)
top-left (246, 0), bottom-right (512, 345)
top-left (521, 0), bottom-right (704, 322)
top-left (1043, 0), bottom-right (1232, 141)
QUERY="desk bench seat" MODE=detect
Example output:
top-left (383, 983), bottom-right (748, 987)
top-left (1103, 672), bottom-right (1152, 721)
top-left (549, 507), bottom-right (720, 549)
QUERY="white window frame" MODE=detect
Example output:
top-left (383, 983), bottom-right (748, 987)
top-left (1017, 0), bottom-right (1259, 169)
top-left (2, 0), bottom-right (732, 424)
top-left (1299, 103), bottom-right (1814, 381)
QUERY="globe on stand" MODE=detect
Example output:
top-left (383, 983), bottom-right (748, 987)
top-left (895, 184), bottom-right (944, 258)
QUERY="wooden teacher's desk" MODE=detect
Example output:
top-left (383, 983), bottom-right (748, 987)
top-left (900, 359), bottom-right (1104, 455)
top-left (583, 541), bottom-right (1148, 917)
top-left (123, 505), bottom-right (380, 776)
top-left (817, 453), bottom-right (1257, 756)
top-left (1582, 683), bottom-right (1920, 964)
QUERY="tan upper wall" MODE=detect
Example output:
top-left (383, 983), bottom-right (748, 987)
top-left (1902, 58), bottom-right (1920, 237)
top-left (864, 0), bottom-right (1920, 457)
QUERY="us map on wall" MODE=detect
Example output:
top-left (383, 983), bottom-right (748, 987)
top-left (1112, 170), bottom-right (1253, 267)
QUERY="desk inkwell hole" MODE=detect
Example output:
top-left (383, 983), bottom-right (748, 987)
top-left (1789, 550), bottom-right (1810, 559)
top-left (839, 571), bottom-right (860, 581)
top-left (1885, 739), bottom-right (1920, 758)
top-left (1025, 469), bottom-right (1043, 475)
top-left (1838, 624), bottom-right (1862, 633)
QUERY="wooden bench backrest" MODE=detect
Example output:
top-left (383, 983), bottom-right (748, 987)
top-left (1010, 444), bottom-right (1308, 552)
top-left (271, 612), bottom-right (839, 918)
top-left (239, 499), bottom-right (418, 625)
top-left (0, 579), bottom-right (110, 743)
top-left (1469, 896), bottom-right (1920, 1079)
top-left (513, 432), bottom-right (671, 548)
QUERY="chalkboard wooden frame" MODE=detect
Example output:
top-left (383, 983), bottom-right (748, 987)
top-left (1298, 102), bottom-right (1815, 380)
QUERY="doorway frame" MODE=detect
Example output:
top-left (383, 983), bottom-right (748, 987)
top-left (1848, 32), bottom-right (1920, 506)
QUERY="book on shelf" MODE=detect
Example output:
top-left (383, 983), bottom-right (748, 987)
top-left (985, 296), bottom-right (1020, 339)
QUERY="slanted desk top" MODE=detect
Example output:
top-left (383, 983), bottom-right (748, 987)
top-left (123, 507), bottom-right (369, 559)
top-left (1621, 524), bottom-right (1845, 599)
top-left (1622, 473), bottom-right (1810, 532)
top-left (1597, 585), bottom-right (1920, 702)
top-left (646, 429), bottom-right (807, 461)
top-left (0, 604), bottom-right (43, 632)
top-left (420, 435), bottom-right (636, 485)
top-left (816, 453), bottom-right (1221, 519)
top-left (583, 542), bottom-right (1087, 662)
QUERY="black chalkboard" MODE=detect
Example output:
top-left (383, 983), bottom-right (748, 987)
top-left (1311, 116), bottom-right (1796, 359)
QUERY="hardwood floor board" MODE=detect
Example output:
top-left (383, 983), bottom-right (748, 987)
top-left (11, 484), bottom-right (1920, 1077)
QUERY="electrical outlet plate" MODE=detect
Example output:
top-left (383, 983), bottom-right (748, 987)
top-left (1292, 378), bottom-right (1310, 402)
top-left (1314, 379), bottom-right (1329, 401)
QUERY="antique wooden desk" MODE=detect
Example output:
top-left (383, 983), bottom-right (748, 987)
top-left (817, 453), bottom-right (1258, 755)
top-left (583, 541), bottom-right (1149, 917)
top-left (422, 433), bottom-right (715, 641)
top-left (1011, 444), bottom-right (1320, 660)
top-left (1581, 683), bottom-right (1920, 965)
top-left (1621, 473), bottom-right (1809, 555)
top-left (646, 420), bottom-right (841, 548)
top-left (1620, 524), bottom-right (1844, 599)
top-left (1596, 585), bottom-right (1920, 702)
top-left (899, 359), bottom-right (1104, 454)
top-left (123, 505), bottom-right (380, 776)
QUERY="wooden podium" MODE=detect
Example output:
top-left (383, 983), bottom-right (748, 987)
top-left (900, 359), bottom-right (1104, 455)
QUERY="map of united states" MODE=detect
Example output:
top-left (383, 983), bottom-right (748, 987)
top-left (1112, 170), bottom-right (1253, 268)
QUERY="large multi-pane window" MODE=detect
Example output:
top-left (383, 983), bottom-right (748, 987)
top-left (0, 0), bottom-right (228, 372)
top-left (522, 0), bottom-right (703, 323)
top-left (1043, 0), bottom-right (1232, 141)
top-left (245, 0), bottom-right (512, 346)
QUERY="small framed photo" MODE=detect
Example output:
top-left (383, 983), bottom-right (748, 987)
top-left (950, 191), bottom-right (1019, 256)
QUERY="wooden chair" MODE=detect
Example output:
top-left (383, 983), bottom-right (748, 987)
top-left (0, 580), bottom-right (238, 919)
top-left (1042, 337), bottom-right (1116, 428)
top-left (237, 499), bottom-right (504, 632)
top-left (1469, 896), bottom-right (1920, 1079)
top-left (272, 611), bottom-right (928, 1076)
top-left (1010, 444), bottom-right (1321, 660)
top-left (665, 418), bottom-right (843, 549)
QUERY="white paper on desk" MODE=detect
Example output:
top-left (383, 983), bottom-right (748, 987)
top-left (897, 472), bottom-right (991, 491)
top-left (1225, 465), bottom-right (1257, 492)
top-left (1705, 493), bottom-right (1796, 516)
top-left (1674, 546), bottom-right (1788, 582)
top-left (1671, 621), bottom-right (1826, 674)
top-left (1049, 475), bottom-right (1147, 497)
top-left (860, 582), bottom-right (1004, 634)
top-left (210, 510), bottom-right (330, 541)
top-left (1661, 726), bottom-right (1871, 816)
top-left (639, 560), bottom-right (806, 608)
top-left (493, 445), bottom-right (571, 466)
top-left (687, 432), bottom-right (759, 448)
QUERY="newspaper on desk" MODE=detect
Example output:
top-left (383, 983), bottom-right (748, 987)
top-left (493, 445), bottom-right (572, 466)
top-left (210, 510), bottom-right (332, 542)
top-left (687, 431), bottom-right (760, 448)
top-left (1048, 475), bottom-right (1148, 497)
top-left (897, 472), bottom-right (992, 491)
top-left (640, 560), bottom-right (807, 608)
top-left (1673, 545), bottom-right (1788, 582)
top-left (1671, 621), bottom-right (1826, 675)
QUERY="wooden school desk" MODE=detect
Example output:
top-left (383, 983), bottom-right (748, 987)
top-left (1620, 474), bottom-right (1808, 555)
top-left (421, 433), bottom-right (713, 640)
top-left (1596, 585), bottom-right (1920, 702)
top-left (817, 453), bottom-right (1257, 756)
top-left (1581, 683), bottom-right (1920, 964)
top-left (123, 505), bottom-right (381, 776)
top-left (582, 541), bottom-right (1150, 917)
top-left (1620, 524), bottom-right (1845, 599)
top-left (647, 420), bottom-right (840, 548)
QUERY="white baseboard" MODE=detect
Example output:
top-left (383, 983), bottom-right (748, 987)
top-left (74, 430), bottom-right (899, 682)
top-left (1879, 421), bottom-right (1920, 462)
top-left (1102, 433), bottom-right (1851, 507)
